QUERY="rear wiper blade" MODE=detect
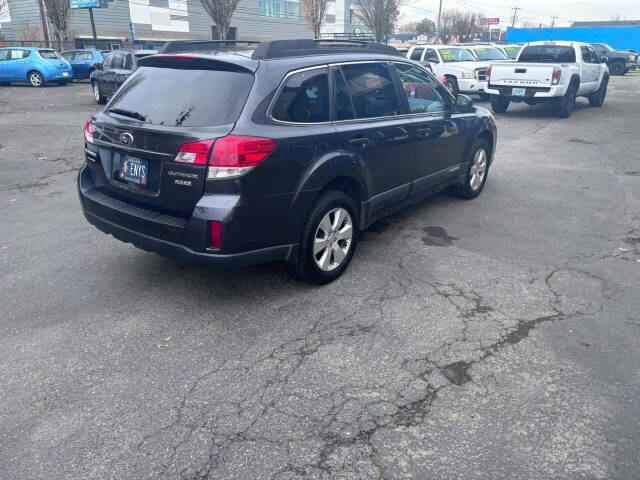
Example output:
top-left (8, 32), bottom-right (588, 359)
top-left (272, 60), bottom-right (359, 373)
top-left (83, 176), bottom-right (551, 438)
top-left (107, 108), bottom-right (147, 122)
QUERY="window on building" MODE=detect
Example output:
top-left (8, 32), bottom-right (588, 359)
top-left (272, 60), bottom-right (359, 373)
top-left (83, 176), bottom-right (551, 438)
top-left (271, 68), bottom-right (329, 123)
top-left (339, 63), bottom-right (400, 119)
top-left (259, 0), bottom-right (301, 18)
top-left (325, 14), bottom-right (335, 23)
top-left (394, 63), bottom-right (448, 114)
top-left (350, 9), bottom-right (364, 25)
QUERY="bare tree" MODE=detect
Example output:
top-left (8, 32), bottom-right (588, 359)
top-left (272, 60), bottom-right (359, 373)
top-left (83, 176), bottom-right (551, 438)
top-left (201, 0), bottom-right (240, 40)
top-left (43, 0), bottom-right (70, 48)
top-left (356, 0), bottom-right (400, 43)
top-left (301, 0), bottom-right (329, 39)
top-left (438, 9), bottom-right (484, 42)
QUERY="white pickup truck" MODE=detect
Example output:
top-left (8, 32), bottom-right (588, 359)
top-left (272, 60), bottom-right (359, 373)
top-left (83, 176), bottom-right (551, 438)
top-left (484, 41), bottom-right (609, 118)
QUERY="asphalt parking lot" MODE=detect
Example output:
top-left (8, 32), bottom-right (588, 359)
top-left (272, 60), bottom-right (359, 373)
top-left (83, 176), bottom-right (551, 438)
top-left (1, 74), bottom-right (640, 479)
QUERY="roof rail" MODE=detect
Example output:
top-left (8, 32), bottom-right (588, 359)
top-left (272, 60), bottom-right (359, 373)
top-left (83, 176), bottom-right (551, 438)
top-left (157, 40), bottom-right (261, 54)
top-left (252, 39), bottom-right (403, 59)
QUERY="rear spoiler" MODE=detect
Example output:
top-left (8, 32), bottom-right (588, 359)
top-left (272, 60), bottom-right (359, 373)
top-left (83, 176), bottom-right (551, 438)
top-left (137, 53), bottom-right (258, 73)
top-left (157, 40), bottom-right (260, 54)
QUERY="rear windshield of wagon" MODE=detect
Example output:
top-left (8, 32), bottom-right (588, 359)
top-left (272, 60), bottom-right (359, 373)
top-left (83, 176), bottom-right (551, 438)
top-left (518, 45), bottom-right (576, 63)
top-left (106, 65), bottom-right (254, 127)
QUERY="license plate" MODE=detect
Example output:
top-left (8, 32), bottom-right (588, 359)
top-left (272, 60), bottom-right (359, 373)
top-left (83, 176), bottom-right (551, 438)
top-left (62, 72), bottom-right (69, 77)
top-left (119, 155), bottom-right (148, 185)
top-left (512, 87), bottom-right (526, 96)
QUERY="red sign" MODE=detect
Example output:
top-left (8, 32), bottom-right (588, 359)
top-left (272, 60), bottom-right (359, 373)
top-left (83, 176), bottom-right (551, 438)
top-left (481, 18), bottom-right (500, 25)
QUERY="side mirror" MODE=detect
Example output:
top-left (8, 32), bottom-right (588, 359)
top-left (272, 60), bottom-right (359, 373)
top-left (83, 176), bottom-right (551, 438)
top-left (601, 56), bottom-right (608, 64)
top-left (455, 94), bottom-right (474, 113)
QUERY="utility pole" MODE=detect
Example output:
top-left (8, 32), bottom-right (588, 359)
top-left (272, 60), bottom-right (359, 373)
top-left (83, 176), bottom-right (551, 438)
top-left (437, 0), bottom-right (443, 43)
top-left (88, 7), bottom-right (98, 48)
top-left (510, 6), bottom-right (521, 28)
top-left (550, 15), bottom-right (558, 27)
top-left (36, 0), bottom-right (51, 47)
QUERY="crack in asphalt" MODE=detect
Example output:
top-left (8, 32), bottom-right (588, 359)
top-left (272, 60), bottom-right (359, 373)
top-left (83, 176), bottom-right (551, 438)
top-left (130, 251), bottom-right (609, 479)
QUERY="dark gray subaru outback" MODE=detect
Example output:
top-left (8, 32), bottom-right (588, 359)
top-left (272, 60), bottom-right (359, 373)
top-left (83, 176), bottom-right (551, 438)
top-left (78, 39), bottom-right (497, 284)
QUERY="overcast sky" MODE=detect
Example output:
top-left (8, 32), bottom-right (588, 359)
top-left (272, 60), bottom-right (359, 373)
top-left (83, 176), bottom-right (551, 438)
top-left (399, 0), bottom-right (640, 28)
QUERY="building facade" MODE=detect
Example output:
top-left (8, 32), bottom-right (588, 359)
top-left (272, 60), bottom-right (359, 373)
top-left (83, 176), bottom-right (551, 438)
top-left (0, 0), bottom-right (313, 48)
top-left (320, 0), bottom-right (371, 39)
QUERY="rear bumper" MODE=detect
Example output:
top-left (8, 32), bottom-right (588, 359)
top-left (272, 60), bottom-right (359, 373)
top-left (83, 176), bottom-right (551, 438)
top-left (485, 83), bottom-right (560, 98)
top-left (78, 165), bottom-right (298, 268)
top-left (45, 70), bottom-right (73, 81)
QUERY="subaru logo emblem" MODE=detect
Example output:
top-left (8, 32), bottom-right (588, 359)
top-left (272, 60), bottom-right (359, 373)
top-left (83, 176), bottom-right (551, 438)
top-left (119, 133), bottom-right (133, 145)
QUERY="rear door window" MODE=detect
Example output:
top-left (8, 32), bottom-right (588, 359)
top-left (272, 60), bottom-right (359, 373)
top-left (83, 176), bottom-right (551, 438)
top-left (518, 45), bottom-right (576, 63)
top-left (0, 50), bottom-right (9, 61)
top-left (106, 65), bottom-right (254, 127)
top-left (77, 51), bottom-right (93, 61)
top-left (271, 67), bottom-right (329, 123)
top-left (339, 63), bottom-right (400, 119)
top-left (425, 49), bottom-right (439, 62)
top-left (11, 50), bottom-right (30, 59)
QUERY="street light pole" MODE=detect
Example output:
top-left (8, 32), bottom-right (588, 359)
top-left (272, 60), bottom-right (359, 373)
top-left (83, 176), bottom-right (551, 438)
top-left (437, 0), bottom-right (443, 42)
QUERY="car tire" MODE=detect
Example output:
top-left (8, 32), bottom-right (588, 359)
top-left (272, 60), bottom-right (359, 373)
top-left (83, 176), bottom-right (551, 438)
top-left (290, 190), bottom-right (358, 285)
top-left (554, 82), bottom-right (577, 118)
top-left (28, 71), bottom-right (44, 88)
top-left (588, 74), bottom-right (608, 107)
top-left (92, 81), bottom-right (106, 104)
top-left (445, 76), bottom-right (459, 96)
top-left (478, 92), bottom-right (490, 101)
top-left (610, 61), bottom-right (625, 76)
top-left (451, 138), bottom-right (490, 199)
top-left (490, 95), bottom-right (510, 114)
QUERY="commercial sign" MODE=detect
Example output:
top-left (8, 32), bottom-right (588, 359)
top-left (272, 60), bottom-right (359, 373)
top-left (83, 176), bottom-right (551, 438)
top-left (70, 0), bottom-right (108, 8)
top-left (481, 18), bottom-right (500, 25)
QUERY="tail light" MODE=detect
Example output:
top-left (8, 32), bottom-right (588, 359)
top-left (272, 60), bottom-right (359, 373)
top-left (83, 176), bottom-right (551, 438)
top-left (207, 136), bottom-right (276, 179)
top-left (210, 221), bottom-right (222, 249)
top-left (552, 67), bottom-right (561, 85)
top-left (173, 136), bottom-right (276, 179)
top-left (486, 65), bottom-right (492, 81)
top-left (84, 120), bottom-right (94, 144)
top-left (173, 139), bottom-right (214, 165)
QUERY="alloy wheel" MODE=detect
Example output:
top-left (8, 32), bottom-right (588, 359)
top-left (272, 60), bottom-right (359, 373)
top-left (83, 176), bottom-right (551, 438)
top-left (30, 73), bottom-right (42, 87)
top-left (470, 148), bottom-right (487, 190)
top-left (313, 208), bottom-right (353, 271)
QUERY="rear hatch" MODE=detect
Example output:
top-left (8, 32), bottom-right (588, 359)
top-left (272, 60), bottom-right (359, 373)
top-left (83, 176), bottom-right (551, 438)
top-left (37, 49), bottom-right (69, 69)
top-left (88, 55), bottom-right (256, 217)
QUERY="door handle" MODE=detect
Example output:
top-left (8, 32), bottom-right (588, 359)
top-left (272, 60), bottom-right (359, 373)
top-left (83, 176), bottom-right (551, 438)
top-left (349, 137), bottom-right (370, 148)
top-left (417, 127), bottom-right (432, 137)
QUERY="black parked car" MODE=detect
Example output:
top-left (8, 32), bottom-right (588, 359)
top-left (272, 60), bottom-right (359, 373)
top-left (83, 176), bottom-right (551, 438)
top-left (78, 39), bottom-right (497, 284)
top-left (591, 43), bottom-right (638, 75)
top-left (89, 49), bottom-right (156, 104)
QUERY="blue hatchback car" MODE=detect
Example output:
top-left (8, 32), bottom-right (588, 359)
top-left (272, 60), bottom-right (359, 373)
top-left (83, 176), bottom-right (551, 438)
top-left (61, 49), bottom-right (104, 79)
top-left (0, 47), bottom-right (73, 87)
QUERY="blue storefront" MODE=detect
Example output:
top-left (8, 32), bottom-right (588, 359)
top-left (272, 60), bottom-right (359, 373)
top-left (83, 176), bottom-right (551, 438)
top-left (506, 26), bottom-right (640, 52)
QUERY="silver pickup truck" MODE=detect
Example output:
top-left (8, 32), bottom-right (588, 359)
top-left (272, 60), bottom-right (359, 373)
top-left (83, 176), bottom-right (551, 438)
top-left (485, 41), bottom-right (609, 118)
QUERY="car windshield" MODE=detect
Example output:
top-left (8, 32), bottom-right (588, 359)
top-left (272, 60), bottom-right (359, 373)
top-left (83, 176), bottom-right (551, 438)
top-left (473, 47), bottom-right (507, 60)
top-left (518, 45), bottom-right (576, 63)
top-left (503, 46), bottom-right (522, 59)
top-left (439, 48), bottom-right (476, 62)
top-left (38, 50), bottom-right (62, 60)
top-left (106, 66), bottom-right (254, 127)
